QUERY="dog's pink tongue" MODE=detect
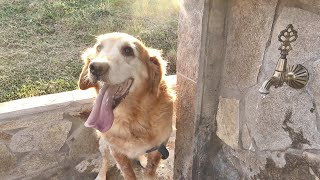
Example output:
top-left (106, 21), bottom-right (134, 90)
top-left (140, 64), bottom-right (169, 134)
top-left (85, 84), bottom-right (114, 132)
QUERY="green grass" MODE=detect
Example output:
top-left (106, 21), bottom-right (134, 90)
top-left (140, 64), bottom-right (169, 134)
top-left (0, 0), bottom-right (179, 103)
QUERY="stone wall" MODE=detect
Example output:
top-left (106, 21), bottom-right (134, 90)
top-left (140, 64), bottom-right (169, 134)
top-left (175, 0), bottom-right (320, 179)
top-left (0, 75), bottom-right (176, 179)
top-left (0, 90), bottom-right (101, 179)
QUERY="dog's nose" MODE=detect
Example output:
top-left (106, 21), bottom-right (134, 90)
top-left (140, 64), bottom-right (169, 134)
top-left (89, 62), bottom-right (109, 76)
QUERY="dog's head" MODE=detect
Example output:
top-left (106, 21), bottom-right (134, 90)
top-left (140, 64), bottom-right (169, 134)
top-left (78, 32), bottom-right (166, 95)
top-left (78, 32), bottom-right (167, 132)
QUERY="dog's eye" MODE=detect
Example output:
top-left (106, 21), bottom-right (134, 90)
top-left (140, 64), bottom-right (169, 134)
top-left (122, 46), bottom-right (134, 57)
top-left (96, 44), bottom-right (103, 52)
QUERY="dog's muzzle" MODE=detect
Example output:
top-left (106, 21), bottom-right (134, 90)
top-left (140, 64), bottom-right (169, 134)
top-left (89, 61), bottom-right (109, 79)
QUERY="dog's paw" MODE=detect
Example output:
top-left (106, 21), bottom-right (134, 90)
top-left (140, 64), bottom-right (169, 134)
top-left (138, 155), bottom-right (147, 168)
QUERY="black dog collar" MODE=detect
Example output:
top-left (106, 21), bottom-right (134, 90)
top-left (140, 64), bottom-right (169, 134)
top-left (146, 144), bottom-right (169, 160)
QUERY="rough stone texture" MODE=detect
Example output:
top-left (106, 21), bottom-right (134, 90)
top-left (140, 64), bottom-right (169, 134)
top-left (8, 152), bottom-right (61, 179)
top-left (76, 155), bottom-right (112, 174)
top-left (0, 144), bottom-right (16, 175)
top-left (67, 126), bottom-right (99, 158)
top-left (221, 146), bottom-right (320, 179)
top-left (212, 150), bottom-right (241, 180)
top-left (245, 86), bottom-right (292, 151)
top-left (223, 145), bottom-right (268, 178)
top-left (269, 151), bottom-right (287, 168)
top-left (298, 0), bottom-right (320, 15)
top-left (262, 7), bottom-right (320, 81)
top-left (9, 120), bottom-right (72, 152)
top-left (41, 166), bottom-right (98, 180)
top-left (245, 86), bottom-right (320, 150)
top-left (254, 153), bottom-right (319, 180)
top-left (174, 74), bottom-right (196, 179)
top-left (303, 151), bottom-right (320, 178)
top-left (241, 124), bottom-right (255, 151)
top-left (216, 97), bottom-right (239, 149)
top-left (222, 0), bottom-right (278, 91)
top-left (176, 0), bottom-right (204, 81)
top-left (0, 111), bottom-right (63, 131)
top-left (310, 59), bottom-right (320, 121)
top-left (0, 131), bottom-right (12, 142)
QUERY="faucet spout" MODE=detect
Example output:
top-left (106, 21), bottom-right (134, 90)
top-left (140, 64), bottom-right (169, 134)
top-left (259, 78), bottom-right (275, 94)
top-left (259, 57), bottom-right (287, 94)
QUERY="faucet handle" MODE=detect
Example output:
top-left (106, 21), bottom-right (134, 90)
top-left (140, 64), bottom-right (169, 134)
top-left (286, 64), bottom-right (309, 89)
top-left (278, 24), bottom-right (298, 57)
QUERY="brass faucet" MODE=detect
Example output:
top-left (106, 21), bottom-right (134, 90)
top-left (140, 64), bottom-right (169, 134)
top-left (259, 24), bottom-right (309, 94)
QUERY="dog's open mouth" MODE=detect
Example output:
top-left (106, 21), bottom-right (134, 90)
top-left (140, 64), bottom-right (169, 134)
top-left (85, 78), bottom-right (134, 132)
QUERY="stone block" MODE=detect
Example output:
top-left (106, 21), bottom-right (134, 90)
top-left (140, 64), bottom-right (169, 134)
top-left (262, 7), bottom-right (320, 81)
top-left (0, 111), bottom-right (63, 131)
top-left (9, 120), bottom-right (72, 152)
top-left (222, 146), bottom-right (319, 179)
top-left (245, 85), bottom-right (320, 151)
top-left (0, 89), bottom-right (96, 120)
top-left (10, 152), bottom-right (60, 178)
top-left (67, 126), bottom-right (99, 159)
top-left (222, 0), bottom-right (278, 91)
top-left (174, 74), bottom-right (196, 179)
top-left (0, 91), bottom-right (73, 120)
top-left (216, 97), bottom-right (239, 149)
top-left (254, 153), bottom-right (318, 180)
top-left (0, 144), bottom-right (16, 175)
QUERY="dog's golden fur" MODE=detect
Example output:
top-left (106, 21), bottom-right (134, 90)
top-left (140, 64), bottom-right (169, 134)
top-left (78, 32), bottom-right (174, 180)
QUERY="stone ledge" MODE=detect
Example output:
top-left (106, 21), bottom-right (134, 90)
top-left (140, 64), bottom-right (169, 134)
top-left (0, 89), bottom-right (97, 121)
top-left (0, 75), bottom-right (176, 121)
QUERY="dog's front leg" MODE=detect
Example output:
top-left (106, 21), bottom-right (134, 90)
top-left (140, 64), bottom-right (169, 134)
top-left (96, 138), bottom-right (109, 180)
top-left (110, 148), bottom-right (136, 180)
top-left (96, 155), bottom-right (108, 180)
top-left (144, 151), bottom-right (161, 180)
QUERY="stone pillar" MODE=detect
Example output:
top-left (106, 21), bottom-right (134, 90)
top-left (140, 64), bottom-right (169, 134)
top-left (173, 0), bottom-right (206, 178)
top-left (174, 0), bottom-right (228, 179)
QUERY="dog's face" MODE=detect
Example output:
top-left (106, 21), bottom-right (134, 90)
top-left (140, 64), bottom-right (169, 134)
top-left (79, 32), bottom-right (166, 95)
top-left (89, 33), bottom-right (148, 87)
top-left (79, 33), bottom-right (167, 132)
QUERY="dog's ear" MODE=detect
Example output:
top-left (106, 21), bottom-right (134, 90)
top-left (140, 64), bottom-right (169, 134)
top-left (147, 49), bottom-right (167, 96)
top-left (78, 48), bottom-right (97, 90)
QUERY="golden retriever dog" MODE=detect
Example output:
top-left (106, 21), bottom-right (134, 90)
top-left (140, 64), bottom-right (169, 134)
top-left (78, 32), bottom-right (174, 180)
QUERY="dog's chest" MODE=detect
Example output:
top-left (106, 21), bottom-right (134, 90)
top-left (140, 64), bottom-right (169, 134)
top-left (102, 110), bottom-right (156, 156)
top-left (103, 122), bottom-right (155, 158)
top-left (101, 97), bottom-right (172, 159)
